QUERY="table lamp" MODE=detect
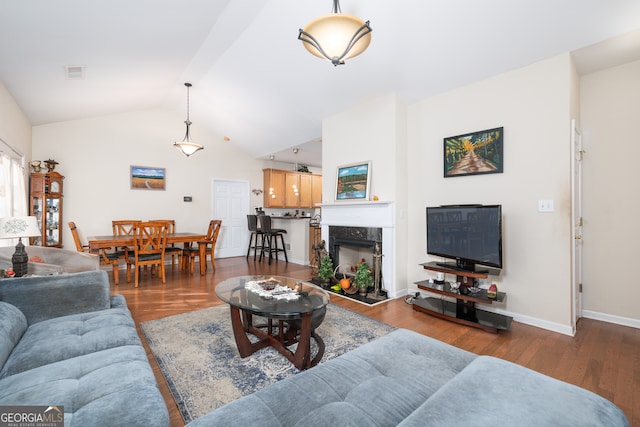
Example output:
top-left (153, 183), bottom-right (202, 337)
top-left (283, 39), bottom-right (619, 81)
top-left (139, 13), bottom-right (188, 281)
top-left (0, 216), bottom-right (42, 277)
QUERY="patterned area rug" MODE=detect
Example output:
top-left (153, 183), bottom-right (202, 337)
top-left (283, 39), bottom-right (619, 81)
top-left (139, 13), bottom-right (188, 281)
top-left (140, 304), bottom-right (396, 423)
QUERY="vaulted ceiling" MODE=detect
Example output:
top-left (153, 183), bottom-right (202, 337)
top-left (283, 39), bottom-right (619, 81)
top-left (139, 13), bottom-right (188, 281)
top-left (2, 1), bottom-right (640, 166)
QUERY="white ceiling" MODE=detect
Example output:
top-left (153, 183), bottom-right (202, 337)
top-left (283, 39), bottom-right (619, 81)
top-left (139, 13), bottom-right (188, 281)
top-left (2, 0), bottom-right (640, 167)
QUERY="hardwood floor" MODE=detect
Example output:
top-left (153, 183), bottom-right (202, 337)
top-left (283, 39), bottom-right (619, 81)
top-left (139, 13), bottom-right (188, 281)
top-left (110, 257), bottom-right (640, 427)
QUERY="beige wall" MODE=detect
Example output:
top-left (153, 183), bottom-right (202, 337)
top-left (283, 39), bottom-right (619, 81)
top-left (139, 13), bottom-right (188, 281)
top-left (580, 60), bottom-right (640, 325)
top-left (323, 93), bottom-right (409, 295)
top-left (0, 82), bottom-right (32, 161)
top-left (403, 54), bottom-right (575, 333)
top-left (32, 108), bottom-right (264, 248)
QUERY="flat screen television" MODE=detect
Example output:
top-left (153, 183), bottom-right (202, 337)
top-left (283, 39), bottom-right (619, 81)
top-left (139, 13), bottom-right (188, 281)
top-left (426, 205), bottom-right (502, 272)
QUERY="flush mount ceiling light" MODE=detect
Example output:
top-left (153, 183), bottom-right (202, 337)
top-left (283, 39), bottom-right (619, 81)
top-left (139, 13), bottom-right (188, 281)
top-left (173, 82), bottom-right (204, 157)
top-left (298, 0), bottom-right (372, 66)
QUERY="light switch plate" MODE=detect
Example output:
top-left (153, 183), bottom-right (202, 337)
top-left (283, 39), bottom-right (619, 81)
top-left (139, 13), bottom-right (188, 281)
top-left (538, 199), bottom-right (554, 212)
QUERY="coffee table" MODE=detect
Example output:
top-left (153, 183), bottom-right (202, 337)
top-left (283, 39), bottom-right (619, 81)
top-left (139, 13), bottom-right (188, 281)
top-left (215, 275), bottom-right (330, 370)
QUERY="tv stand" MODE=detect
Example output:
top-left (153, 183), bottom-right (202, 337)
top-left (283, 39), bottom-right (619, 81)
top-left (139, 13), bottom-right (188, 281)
top-left (413, 262), bottom-right (512, 333)
top-left (435, 262), bottom-right (489, 274)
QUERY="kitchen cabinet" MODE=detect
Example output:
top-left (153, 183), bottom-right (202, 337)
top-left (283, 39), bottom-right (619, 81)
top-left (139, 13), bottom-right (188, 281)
top-left (264, 169), bottom-right (285, 208)
top-left (263, 168), bottom-right (321, 208)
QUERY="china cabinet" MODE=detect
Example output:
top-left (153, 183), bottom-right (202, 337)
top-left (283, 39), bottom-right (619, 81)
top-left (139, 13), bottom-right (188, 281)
top-left (29, 172), bottom-right (64, 247)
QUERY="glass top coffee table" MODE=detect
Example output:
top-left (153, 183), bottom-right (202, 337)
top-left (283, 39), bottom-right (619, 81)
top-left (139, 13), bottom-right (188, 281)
top-left (215, 275), bottom-right (330, 370)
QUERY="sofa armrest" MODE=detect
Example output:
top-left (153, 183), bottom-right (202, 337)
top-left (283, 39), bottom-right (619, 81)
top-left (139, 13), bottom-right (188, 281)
top-left (0, 270), bottom-right (111, 325)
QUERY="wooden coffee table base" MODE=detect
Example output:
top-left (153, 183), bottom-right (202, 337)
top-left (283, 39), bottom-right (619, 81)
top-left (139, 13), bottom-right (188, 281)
top-left (228, 305), bottom-right (325, 370)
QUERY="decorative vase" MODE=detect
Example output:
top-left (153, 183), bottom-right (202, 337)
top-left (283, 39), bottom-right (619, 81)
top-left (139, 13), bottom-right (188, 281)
top-left (358, 286), bottom-right (368, 297)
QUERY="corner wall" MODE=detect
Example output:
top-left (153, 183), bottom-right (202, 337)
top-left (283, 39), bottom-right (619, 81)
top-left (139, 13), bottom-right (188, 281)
top-left (0, 81), bottom-right (32, 160)
top-left (580, 60), bottom-right (640, 326)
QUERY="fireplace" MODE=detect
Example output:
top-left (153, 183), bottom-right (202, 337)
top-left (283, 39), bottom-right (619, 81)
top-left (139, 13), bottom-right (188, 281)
top-left (329, 226), bottom-right (381, 269)
top-left (320, 201), bottom-right (396, 297)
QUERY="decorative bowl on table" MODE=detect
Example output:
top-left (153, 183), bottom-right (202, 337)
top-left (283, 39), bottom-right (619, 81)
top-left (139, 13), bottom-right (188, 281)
top-left (257, 278), bottom-right (279, 291)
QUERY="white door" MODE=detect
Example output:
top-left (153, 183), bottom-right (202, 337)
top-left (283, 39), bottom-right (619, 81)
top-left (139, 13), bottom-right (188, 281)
top-left (212, 179), bottom-right (249, 258)
top-left (570, 119), bottom-right (584, 333)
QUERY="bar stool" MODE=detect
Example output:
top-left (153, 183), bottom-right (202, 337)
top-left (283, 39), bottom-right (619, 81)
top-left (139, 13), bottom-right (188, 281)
top-left (246, 214), bottom-right (264, 260)
top-left (258, 215), bottom-right (288, 265)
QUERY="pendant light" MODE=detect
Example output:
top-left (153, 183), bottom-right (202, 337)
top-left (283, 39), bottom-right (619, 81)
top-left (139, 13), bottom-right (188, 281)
top-left (298, 0), bottom-right (372, 66)
top-left (173, 82), bottom-right (204, 157)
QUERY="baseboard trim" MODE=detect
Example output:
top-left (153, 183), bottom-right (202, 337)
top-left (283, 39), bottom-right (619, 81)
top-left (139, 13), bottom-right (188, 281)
top-left (582, 310), bottom-right (640, 329)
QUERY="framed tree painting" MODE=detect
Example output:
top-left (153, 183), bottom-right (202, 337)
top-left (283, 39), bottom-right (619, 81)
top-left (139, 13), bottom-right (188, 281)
top-left (335, 161), bottom-right (371, 200)
top-left (130, 166), bottom-right (166, 190)
top-left (444, 127), bottom-right (503, 177)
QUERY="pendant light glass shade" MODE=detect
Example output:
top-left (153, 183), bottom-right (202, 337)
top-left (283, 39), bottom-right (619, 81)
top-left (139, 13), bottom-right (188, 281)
top-left (298, 0), bottom-right (372, 66)
top-left (174, 82), bottom-right (204, 157)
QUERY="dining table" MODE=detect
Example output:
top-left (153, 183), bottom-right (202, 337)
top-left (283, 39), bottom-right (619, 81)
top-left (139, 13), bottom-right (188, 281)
top-left (87, 232), bottom-right (209, 276)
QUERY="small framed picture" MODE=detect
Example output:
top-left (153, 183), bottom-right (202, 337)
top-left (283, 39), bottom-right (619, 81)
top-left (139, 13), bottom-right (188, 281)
top-left (335, 161), bottom-right (371, 201)
top-left (130, 166), bottom-right (166, 190)
top-left (444, 127), bottom-right (503, 178)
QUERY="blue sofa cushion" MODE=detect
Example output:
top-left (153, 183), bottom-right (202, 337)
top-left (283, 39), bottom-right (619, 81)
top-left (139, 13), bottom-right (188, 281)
top-left (398, 355), bottom-right (630, 427)
top-left (0, 345), bottom-right (169, 427)
top-left (186, 329), bottom-right (477, 427)
top-left (0, 271), bottom-right (110, 324)
top-left (0, 306), bottom-right (141, 378)
top-left (0, 302), bottom-right (27, 370)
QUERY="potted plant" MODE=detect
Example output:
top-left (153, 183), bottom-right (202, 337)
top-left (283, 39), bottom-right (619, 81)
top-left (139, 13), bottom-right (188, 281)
top-left (317, 256), bottom-right (334, 285)
top-left (354, 259), bottom-right (373, 296)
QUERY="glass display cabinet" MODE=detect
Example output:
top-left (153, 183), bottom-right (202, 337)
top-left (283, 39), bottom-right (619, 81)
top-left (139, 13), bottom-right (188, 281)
top-left (29, 172), bottom-right (64, 247)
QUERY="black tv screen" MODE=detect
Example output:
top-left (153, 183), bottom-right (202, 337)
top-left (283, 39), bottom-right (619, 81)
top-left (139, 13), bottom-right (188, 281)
top-left (426, 205), bottom-right (502, 271)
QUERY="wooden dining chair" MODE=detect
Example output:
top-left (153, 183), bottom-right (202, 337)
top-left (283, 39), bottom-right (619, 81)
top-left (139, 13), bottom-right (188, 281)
top-left (182, 220), bottom-right (222, 274)
top-left (68, 221), bottom-right (120, 285)
top-left (150, 219), bottom-right (182, 269)
top-left (112, 220), bottom-right (141, 258)
top-left (125, 221), bottom-right (168, 287)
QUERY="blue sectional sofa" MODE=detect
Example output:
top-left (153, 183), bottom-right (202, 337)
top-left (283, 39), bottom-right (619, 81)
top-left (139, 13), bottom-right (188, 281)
top-left (186, 328), bottom-right (629, 427)
top-left (0, 270), bottom-right (168, 427)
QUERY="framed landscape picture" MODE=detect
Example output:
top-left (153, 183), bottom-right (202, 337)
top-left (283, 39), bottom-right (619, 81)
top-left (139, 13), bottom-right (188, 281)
top-left (335, 161), bottom-right (371, 201)
top-left (444, 127), bottom-right (503, 177)
top-left (130, 166), bottom-right (166, 190)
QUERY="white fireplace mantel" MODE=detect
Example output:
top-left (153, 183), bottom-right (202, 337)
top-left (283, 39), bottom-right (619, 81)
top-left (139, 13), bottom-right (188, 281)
top-left (320, 201), bottom-right (394, 228)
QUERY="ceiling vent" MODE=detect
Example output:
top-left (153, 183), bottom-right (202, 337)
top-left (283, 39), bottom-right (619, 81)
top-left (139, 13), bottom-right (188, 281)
top-left (65, 65), bottom-right (85, 80)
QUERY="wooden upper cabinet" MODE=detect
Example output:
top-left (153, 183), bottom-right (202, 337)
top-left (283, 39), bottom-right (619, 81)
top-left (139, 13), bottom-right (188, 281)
top-left (311, 174), bottom-right (322, 206)
top-left (263, 168), bottom-right (322, 209)
top-left (263, 169), bottom-right (285, 207)
top-left (284, 172), bottom-right (300, 208)
top-left (298, 173), bottom-right (312, 208)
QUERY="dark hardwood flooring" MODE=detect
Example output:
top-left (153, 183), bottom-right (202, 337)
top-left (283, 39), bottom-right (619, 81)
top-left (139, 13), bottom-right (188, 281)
top-left (110, 257), bottom-right (640, 427)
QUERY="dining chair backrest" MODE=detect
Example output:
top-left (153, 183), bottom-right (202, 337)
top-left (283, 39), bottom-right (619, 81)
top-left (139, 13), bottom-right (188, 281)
top-left (68, 221), bottom-right (89, 252)
top-left (132, 221), bottom-right (168, 257)
top-left (112, 220), bottom-right (141, 236)
top-left (205, 219), bottom-right (222, 244)
top-left (150, 219), bottom-right (175, 234)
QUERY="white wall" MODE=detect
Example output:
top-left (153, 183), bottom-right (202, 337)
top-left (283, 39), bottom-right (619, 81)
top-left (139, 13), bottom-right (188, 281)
top-left (323, 93), bottom-right (409, 295)
top-left (0, 81), bottom-right (32, 163)
top-left (580, 60), bottom-right (640, 325)
top-left (32, 108), bottom-right (264, 247)
top-left (404, 54), bottom-right (575, 333)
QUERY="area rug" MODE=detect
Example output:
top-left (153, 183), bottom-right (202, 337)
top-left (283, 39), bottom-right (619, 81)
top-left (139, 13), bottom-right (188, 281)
top-left (140, 304), bottom-right (396, 423)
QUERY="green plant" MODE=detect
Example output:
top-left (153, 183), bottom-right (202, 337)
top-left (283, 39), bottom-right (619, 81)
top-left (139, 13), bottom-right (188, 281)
top-left (354, 260), bottom-right (373, 289)
top-left (318, 256), bottom-right (334, 281)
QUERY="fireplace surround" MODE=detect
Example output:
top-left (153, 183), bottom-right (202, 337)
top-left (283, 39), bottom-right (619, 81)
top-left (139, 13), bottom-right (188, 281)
top-left (320, 201), bottom-right (396, 297)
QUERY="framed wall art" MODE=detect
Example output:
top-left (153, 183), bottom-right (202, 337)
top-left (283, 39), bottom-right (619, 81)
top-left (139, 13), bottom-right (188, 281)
top-left (130, 166), bottom-right (166, 190)
top-left (444, 127), bottom-right (503, 178)
top-left (335, 161), bottom-right (371, 201)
